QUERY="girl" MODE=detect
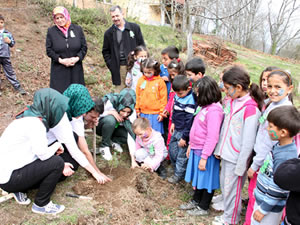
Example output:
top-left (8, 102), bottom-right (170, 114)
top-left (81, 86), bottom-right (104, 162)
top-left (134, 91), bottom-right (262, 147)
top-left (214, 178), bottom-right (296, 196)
top-left (259, 66), bottom-right (279, 104)
top-left (135, 58), bottom-right (167, 134)
top-left (179, 76), bottom-right (224, 216)
top-left (125, 45), bottom-right (149, 92)
top-left (244, 69), bottom-right (293, 225)
top-left (131, 117), bottom-right (168, 178)
top-left (213, 66), bottom-right (264, 225)
top-left (159, 59), bottom-right (185, 148)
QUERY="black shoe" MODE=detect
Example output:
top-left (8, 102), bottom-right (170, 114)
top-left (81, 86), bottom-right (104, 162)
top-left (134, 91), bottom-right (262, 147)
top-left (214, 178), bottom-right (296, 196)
top-left (156, 165), bottom-right (167, 179)
top-left (16, 87), bottom-right (27, 95)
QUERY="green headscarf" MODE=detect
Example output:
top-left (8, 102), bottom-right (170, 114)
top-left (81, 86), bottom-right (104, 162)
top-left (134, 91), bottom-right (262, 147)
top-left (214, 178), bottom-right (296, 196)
top-left (63, 84), bottom-right (95, 120)
top-left (16, 88), bottom-right (69, 131)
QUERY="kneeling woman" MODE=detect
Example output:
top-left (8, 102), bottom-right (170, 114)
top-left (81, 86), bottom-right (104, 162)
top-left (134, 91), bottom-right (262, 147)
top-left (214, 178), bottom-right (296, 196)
top-left (0, 88), bottom-right (69, 215)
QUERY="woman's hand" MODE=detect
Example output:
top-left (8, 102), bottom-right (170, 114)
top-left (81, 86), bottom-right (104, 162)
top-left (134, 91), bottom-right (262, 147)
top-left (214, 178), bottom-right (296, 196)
top-left (92, 172), bottom-right (112, 184)
top-left (63, 163), bottom-right (74, 176)
top-left (198, 158), bottom-right (207, 171)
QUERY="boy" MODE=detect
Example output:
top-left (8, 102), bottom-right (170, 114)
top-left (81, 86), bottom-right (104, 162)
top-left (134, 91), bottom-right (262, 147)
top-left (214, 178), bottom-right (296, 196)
top-left (160, 46), bottom-right (179, 95)
top-left (0, 15), bottom-right (26, 95)
top-left (168, 75), bottom-right (196, 184)
top-left (131, 117), bottom-right (168, 178)
top-left (185, 57), bottom-right (206, 84)
top-left (252, 105), bottom-right (300, 225)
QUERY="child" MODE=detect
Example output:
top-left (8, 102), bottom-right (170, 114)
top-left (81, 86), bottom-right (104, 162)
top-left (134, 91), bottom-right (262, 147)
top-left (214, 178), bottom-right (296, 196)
top-left (185, 57), bottom-right (206, 85)
top-left (160, 46), bottom-right (180, 95)
top-left (125, 45), bottom-right (148, 92)
top-left (167, 75), bottom-right (196, 184)
top-left (131, 117), bottom-right (168, 178)
top-left (179, 76), bottom-right (224, 216)
top-left (252, 105), bottom-right (300, 225)
top-left (135, 58), bottom-right (167, 134)
top-left (0, 15), bottom-right (26, 95)
top-left (245, 69), bottom-right (294, 225)
top-left (259, 66), bottom-right (279, 104)
top-left (274, 158), bottom-right (300, 225)
top-left (213, 66), bottom-right (264, 225)
top-left (159, 59), bottom-right (185, 148)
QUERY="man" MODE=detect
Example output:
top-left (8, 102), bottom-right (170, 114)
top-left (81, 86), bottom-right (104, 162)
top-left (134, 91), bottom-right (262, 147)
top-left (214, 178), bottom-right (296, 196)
top-left (102, 5), bottom-right (145, 92)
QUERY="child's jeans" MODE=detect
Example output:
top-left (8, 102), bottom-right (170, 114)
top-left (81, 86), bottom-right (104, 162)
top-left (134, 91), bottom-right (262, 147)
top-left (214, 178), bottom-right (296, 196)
top-left (169, 130), bottom-right (188, 179)
top-left (0, 57), bottom-right (21, 89)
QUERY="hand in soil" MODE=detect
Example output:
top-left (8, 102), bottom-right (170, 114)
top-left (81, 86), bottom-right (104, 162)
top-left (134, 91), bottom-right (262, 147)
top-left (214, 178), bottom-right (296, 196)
top-left (93, 172), bottom-right (112, 184)
top-left (141, 163), bottom-right (153, 172)
top-left (131, 161), bottom-right (140, 169)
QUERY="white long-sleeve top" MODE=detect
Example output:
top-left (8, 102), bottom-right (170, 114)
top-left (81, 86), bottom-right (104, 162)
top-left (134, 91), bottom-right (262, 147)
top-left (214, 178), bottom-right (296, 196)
top-left (47, 113), bottom-right (89, 167)
top-left (0, 117), bottom-right (58, 184)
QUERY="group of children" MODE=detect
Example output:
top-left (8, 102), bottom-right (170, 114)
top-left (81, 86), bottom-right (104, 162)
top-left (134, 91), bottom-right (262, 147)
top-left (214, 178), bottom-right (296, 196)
top-left (123, 45), bottom-right (300, 225)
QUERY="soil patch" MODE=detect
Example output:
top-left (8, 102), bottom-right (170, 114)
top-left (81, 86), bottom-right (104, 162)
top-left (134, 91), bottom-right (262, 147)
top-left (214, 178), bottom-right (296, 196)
top-left (73, 167), bottom-right (184, 225)
top-left (193, 37), bottom-right (237, 67)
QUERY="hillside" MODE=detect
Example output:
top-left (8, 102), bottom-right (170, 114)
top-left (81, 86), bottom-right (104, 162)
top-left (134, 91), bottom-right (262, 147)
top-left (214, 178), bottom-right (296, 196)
top-left (0, 1), bottom-right (300, 225)
top-left (0, 1), bottom-right (299, 134)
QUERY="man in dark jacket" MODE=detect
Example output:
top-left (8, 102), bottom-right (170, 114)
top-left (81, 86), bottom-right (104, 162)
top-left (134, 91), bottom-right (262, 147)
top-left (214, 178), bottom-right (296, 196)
top-left (102, 5), bottom-right (145, 92)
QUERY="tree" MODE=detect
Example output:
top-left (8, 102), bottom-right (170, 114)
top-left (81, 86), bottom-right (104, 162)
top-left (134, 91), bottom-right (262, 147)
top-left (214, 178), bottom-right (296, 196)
top-left (267, 0), bottom-right (300, 55)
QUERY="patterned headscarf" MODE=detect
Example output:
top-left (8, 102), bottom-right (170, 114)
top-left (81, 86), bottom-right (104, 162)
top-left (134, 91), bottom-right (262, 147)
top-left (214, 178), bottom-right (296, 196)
top-left (16, 88), bottom-right (69, 131)
top-left (53, 6), bottom-right (71, 36)
top-left (63, 84), bottom-right (95, 120)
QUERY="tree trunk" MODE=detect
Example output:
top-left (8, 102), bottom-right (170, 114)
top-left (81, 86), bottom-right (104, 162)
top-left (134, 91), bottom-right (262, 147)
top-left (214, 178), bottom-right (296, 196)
top-left (187, 15), bottom-right (195, 60)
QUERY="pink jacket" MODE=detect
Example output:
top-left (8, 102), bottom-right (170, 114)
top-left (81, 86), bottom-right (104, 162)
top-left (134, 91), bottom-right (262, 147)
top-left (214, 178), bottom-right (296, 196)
top-left (189, 103), bottom-right (224, 159)
top-left (135, 129), bottom-right (167, 170)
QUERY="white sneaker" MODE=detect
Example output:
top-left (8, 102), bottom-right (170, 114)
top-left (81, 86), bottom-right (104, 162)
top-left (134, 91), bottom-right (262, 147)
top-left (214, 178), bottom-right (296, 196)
top-left (112, 142), bottom-right (123, 153)
top-left (212, 194), bottom-right (223, 203)
top-left (212, 200), bottom-right (224, 211)
top-left (99, 146), bottom-right (112, 160)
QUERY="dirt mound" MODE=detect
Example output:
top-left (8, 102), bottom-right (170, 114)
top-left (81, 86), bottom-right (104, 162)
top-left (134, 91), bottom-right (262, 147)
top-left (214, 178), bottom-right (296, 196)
top-left (193, 37), bottom-right (237, 66)
top-left (74, 167), bottom-right (184, 225)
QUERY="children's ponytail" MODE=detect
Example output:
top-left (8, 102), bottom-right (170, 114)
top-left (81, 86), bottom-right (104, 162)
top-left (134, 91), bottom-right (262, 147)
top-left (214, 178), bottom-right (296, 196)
top-left (249, 83), bottom-right (264, 111)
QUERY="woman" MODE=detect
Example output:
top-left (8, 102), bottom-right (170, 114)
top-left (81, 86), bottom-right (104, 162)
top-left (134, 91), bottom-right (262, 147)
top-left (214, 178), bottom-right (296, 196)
top-left (46, 6), bottom-right (87, 93)
top-left (47, 84), bottom-right (111, 183)
top-left (0, 88), bottom-right (70, 215)
top-left (96, 88), bottom-right (136, 161)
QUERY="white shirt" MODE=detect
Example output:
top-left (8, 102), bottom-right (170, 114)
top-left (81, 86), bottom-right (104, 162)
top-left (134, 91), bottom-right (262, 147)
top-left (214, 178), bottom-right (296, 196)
top-left (70, 116), bottom-right (85, 137)
top-left (47, 113), bottom-right (89, 167)
top-left (0, 117), bottom-right (56, 184)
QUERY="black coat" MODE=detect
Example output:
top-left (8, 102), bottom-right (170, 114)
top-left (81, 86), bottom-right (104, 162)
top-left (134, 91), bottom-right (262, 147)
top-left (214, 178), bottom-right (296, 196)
top-left (46, 24), bottom-right (87, 93)
top-left (274, 158), bottom-right (300, 225)
top-left (102, 21), bottom-right (145, 85)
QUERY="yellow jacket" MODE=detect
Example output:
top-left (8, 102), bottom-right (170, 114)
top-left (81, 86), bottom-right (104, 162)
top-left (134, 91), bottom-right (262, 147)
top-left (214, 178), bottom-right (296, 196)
top-left (135, 75), bottom-right (167, 114)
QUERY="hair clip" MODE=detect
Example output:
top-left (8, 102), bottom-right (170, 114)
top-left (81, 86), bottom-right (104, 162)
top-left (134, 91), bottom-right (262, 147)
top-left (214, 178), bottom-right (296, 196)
top-left (177, 58), bottom-right (181, 63)
top-left (131, 51), bottom-right (134, 55)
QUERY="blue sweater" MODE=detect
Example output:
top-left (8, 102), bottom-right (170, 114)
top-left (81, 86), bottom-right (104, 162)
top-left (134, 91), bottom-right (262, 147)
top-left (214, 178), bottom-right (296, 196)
top-left (0, 29), bottom-right (15, 58)
top-left (172, 90), bottom-right (196, 141)
top-left (254, 141), bottom-right (298, 215)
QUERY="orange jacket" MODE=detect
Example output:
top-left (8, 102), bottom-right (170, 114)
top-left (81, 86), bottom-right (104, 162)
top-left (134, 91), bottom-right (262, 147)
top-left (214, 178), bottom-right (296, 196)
top-left (135, 75), bottom-right (167, 115)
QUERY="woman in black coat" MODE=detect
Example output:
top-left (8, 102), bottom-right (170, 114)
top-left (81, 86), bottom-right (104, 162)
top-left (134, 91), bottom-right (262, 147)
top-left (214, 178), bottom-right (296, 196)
top-left (46, 6), bottom-right (87, 93)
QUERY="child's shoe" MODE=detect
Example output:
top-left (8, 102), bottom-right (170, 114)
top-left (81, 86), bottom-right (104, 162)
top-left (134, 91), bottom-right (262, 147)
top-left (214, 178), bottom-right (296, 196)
top-left (13, 192), bottom-right (31, 205)
top-left (15, 86), bottom-right (27, 95)
top-left (167, 175), bottom-right (182, 184)
top-left (156, 165), bottom-right (167, 179)
top-left (112, 142), bottom-right (123, 153)
top-left (212, 194), bottom-right (223, 203)
top-left (212, 200), bottom-right (224, 211)
top-left (32, 201), bottom-right (65, 215)
top-left (98, 146), bottom-right (112, 160)
top-left (186, 206), bottom-right (209, 216)
top-left (179, 200), bottom-right (198, 210)
top-left (212, 215), bottom-right (230, 225)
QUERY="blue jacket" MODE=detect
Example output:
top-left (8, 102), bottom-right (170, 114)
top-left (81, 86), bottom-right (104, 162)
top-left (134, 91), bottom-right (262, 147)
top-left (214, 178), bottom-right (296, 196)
top-left (0, 29), bottom-right (15, 58)
top-left (254, 141), bottom-right (298, 215)
top-left (159, 64), bottom-right (171, 97)
top-left (172, 90), bottom-right (196, 141)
